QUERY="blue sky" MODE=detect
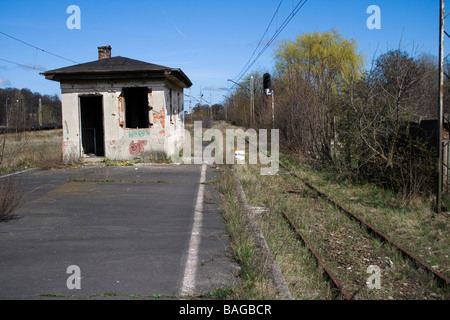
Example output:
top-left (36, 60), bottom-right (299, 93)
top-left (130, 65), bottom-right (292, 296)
top-left (0, 0), bottom-right (443, 108)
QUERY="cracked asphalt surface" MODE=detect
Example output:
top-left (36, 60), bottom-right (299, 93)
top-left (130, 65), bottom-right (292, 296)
top-left (0, 164), bottom-right (238, 299)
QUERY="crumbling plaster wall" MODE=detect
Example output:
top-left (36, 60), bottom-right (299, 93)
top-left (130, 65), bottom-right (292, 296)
top-left (60, 78), bottom-right (185, 163)
top-left (164, 80), bottom-right (185, 157)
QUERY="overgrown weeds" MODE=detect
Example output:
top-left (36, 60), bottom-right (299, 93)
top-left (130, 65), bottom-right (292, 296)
top-left (232, 157), bottom-right (449, 299)
top-left (135, 150), bottom-right (172, 164)
top-left (0, 176), bottom-right (23, 221)
top-left (218, 165), bottom-right (276, 299)
top-left (0, 130), bottom-right (62, 222)
top-left (283, 155), bottom-right (449, 279)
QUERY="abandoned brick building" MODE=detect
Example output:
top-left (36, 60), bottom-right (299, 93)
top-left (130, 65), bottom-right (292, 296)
top-left (42, 45), bottom-right (192, 163)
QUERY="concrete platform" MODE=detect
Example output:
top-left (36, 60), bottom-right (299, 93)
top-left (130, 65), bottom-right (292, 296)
top-left (0, 164), bottom-right (239, 299)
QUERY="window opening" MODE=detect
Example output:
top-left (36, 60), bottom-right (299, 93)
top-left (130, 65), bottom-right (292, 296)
top-left (123, 87), bottom-right (149, 129)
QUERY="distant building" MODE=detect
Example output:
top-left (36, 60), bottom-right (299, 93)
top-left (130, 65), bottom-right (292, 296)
top-left (42, 45), bottom-right (192, 163)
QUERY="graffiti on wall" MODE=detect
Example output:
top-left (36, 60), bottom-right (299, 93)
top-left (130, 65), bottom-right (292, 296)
top-left (108, 140), bottom-right (117, 151)
top-left (62, 141), bottom-right (70, 155)
top-left (129, 140), bottom-right (147, 155)
top-left (128, 130), bottom-right (150, 139)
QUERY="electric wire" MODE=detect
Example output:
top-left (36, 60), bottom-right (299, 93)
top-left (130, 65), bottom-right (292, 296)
top-left (0, 31), bottom-right (79, 64)
top-left (230, 0), bottom-right (309, 91)
top-left (236, 0), bottom-right (308, 83)
top-left (0, 57), bottom-right (46, 72)
top-left (233, 0), bottom-right (284, 83)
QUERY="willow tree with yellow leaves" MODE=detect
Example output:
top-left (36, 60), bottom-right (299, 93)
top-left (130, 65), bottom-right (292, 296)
top-left (273, 29), bottom-right (363, 163)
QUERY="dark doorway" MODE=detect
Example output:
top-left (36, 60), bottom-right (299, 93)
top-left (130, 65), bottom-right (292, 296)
top-left (80, 96), bottom-right (104, 157)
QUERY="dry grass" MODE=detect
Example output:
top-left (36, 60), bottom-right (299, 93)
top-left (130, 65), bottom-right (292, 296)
top-left (233, 164), bottom-right (337, 299)
top-left (218, 165), bottom-right (280, 299)
top-left (200, 121), bottom-right (449, 299)
top-left (0, 129), bottom-right (63, 172)
top-left (282, 156), bottom-right (450, 280)
top-left (0, 130), bottom-right (62, 221)
top-left (232, 160), bottom-right (449, 300)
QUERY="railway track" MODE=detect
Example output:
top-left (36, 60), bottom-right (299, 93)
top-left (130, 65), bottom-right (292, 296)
top-left (279, 161), bottom-right (450, 286)
top-left (0, 124), bottom-right (62, 134)
top-left (239, 138), bottom-right (449, 300)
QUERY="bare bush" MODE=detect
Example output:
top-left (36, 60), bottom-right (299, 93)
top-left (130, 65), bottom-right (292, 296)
top-left (0, 176), bottom-right (23, 221)
top-left (0, 133), bottom-right (6, 166)
top-left (226, 30), bottom-right (440, 198)
top-left (336, 49), bottom-right (438, 196)
top-left (274, 72), bottom-right (325, 161)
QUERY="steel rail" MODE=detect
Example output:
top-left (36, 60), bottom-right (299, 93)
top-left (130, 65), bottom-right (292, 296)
top-left (238, 137), bottom-right (355, 298)
top-left (280, 209), bottom-right (353, 300)
top-left (245, 139), bottom-right (450, 292)
top-left (278, 161), bottom-right (450, 288)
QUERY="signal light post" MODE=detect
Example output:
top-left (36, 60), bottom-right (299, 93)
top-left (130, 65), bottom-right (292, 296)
top-left (263, 73), bottom-right (274, 128)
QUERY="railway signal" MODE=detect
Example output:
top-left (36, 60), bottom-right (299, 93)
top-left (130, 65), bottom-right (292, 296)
top-left (263, 73), bottom-right (275, 128)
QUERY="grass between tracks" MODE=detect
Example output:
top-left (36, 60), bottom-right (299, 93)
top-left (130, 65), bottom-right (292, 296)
top-left (219, 164), bottom-right (336, 299)
top-left (210, 121), bottom-right (446, 299)
top-left (229, 156), bottom-right (449, 300)
top-left (280, 154), bottom-right (449, 280)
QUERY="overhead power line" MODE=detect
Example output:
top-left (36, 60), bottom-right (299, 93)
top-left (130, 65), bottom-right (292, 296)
top-left (185, 94), bottom-right (200, 103)
top-left (237, 0), bottom-right (309, 82)
top-left (230, 0), bottom-right (309, 90)
top-left (184, 94), bottom-right (211, 105)
top-left (0, 57), bottom-right (46, 71)
top-left (233, 0), bottom-right (284, 83)
top-left (0, 31), bottom-right (79, 64)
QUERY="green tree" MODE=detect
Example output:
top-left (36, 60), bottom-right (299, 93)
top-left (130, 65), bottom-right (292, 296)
top-left (274, 29), bottom-right (363, 161)
top-left (275, 28), bottom-right (362, 104)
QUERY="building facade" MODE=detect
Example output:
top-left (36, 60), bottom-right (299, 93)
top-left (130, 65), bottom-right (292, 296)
top-left (42, 46), bottom-right (192, 163)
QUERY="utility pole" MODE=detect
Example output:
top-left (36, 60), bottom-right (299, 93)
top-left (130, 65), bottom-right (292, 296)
top-left (225, 99), bottom-right (227, 122)
top-left (271, 91), bottom-right (274, 128)
top-left (263, 73), bottom-right (274, 128)
top-left (4, 98), bottom-right (9, 129)
top-left (189, 88), bottom-right (192, 124)
top-left (250, 75), bottom-right (254, 126)
top-left (38, 98), bottom-right (42, 127)
top-left (437, 0), bottom-right (446, 213)
top-left (222, 95), bottom-right (228, 122)
top-left (210, 93), bottom-right (213, 121)
top-left (200, 87), bottom-right (203, 120)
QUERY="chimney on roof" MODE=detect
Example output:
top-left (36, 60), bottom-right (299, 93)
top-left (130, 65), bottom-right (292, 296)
top-left (98, 45), bottom-right (111, 60)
